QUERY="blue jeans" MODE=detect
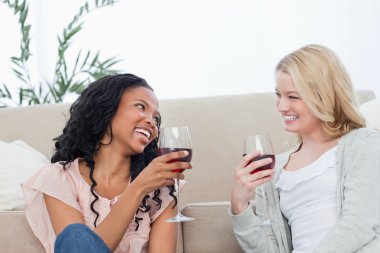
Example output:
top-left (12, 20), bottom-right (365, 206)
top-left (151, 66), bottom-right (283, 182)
top-left (55, 223), bottom-right (112, 253)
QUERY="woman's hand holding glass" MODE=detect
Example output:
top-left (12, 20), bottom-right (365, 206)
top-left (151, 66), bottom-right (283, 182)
top-left (231, 151), bottom-right (274, 214)
top-left (131, 150), bottom-right (191, 196)
top-left (231, 134), bottom-right (275, 226)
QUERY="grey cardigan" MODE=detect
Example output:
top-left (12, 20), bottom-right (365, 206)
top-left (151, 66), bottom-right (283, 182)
top-left (230, 128), bottom-right (380, 253)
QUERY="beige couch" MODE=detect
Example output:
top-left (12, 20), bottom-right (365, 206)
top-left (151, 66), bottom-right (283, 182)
top-left (0, 90), bottom-right (376, 253)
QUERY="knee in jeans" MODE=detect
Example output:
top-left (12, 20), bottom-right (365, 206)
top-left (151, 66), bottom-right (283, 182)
top-left (56, 223), bottom-right (89, 243)
top-left (55, 223), bottom-right (111, 253)
top-left (61, 223), bottom-right (89, 234)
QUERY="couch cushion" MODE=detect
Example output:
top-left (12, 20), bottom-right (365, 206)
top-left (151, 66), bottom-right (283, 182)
top-left (0, 211), bottom-right (44, 253)
top-left (0, 140), bottom-right (49, 210)
top-left (181, 202), bottom-right (243, 253)
top-left (360, 99), bottom-right (380, 131)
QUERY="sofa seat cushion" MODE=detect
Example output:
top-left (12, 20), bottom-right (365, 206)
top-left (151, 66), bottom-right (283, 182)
top-left (0, 211), bottom-right (44, 253)
top-left (181, 202), bottom-right (243, 253)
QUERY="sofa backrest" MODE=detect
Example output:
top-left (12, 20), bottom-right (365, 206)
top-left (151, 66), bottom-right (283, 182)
top-left (0, 103), bottom-right (70, 158)
top-left (0, 90), bottom-right (376, 207)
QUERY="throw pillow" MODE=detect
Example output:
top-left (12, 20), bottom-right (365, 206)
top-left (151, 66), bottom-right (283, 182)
top-left (360, 99), bottom-right (380, 131)
top-left (0, 140), bottom-right (49, 210)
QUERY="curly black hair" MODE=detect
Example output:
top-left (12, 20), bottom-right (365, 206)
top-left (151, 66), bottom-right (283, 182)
top-left (51, 73), bottom-right (176, 230)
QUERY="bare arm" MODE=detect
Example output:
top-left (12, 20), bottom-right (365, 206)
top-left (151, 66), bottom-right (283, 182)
top-left (148, 200), bottom-right (177, 253)
top-left (44, 183), bottom-right (144, 251)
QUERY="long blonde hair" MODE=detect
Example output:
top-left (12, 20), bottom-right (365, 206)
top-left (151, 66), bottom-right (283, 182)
top-left (276, 44), bottom-right (365, 140)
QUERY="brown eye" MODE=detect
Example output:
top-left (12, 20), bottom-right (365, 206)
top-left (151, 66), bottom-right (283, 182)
top-left (135, 103), bottom-right (145, 110)
top-left (153, 115), bottom-right (161, 126)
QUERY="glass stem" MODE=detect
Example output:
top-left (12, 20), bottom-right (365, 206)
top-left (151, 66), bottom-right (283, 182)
top-left (175, 178), bottom-right (181, 215)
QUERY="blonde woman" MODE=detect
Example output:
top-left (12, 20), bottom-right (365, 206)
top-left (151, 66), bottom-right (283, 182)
top-left (230, 45), bottom-right (380, 252)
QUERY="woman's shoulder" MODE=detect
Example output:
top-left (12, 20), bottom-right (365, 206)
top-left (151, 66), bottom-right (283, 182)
top-left (338, 128), bottom-right (380, 163)
top-left (46, 158), bottom-right (81, 175)
top-left (344, 127), bottom-right (378, 137)
top-left (22, 158), bottom-right (82, 191)
top-left (341, 128), bottom-right (380, 147)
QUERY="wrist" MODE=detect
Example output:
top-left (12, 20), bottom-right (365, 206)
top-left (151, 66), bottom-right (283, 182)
top-left (124, 181), bottom-right (146, 202)
top-left (231, 201), bottom-right (249, 215)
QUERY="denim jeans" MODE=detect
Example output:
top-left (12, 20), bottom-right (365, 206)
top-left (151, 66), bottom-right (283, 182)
top-left (55, 223), bottom-right (112, 253)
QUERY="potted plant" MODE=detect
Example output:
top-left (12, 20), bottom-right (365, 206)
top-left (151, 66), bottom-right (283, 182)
top-left (0, 0), bottom-right (121, 107)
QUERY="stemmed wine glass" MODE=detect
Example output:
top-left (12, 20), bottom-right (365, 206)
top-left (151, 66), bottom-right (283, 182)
top-left (244, 134), bottom-right (276, 226)
top-left (158, 126), bottom-right (194, 222)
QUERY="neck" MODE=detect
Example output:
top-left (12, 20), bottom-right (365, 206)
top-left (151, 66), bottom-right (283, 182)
top-left (92, 145), bottom-right (132, 183)
top-left (300, 131), bottom-right (338, 151)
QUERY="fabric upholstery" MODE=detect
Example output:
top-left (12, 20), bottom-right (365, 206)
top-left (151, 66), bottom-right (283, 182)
top-left (0, 211), bottom-right (45, 253)
top-left (181, 202), bottom-right (243, 253)
top-left (360, 99), bottom-right (380, 131)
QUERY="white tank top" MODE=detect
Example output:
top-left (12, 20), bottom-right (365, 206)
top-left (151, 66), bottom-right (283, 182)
top-left (275, 146), bottom-right (338, 253)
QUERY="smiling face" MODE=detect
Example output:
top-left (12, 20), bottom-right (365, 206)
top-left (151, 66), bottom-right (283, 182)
top-left (107, 86), bottom-right (161, 155)
top-left (275, 71), bottom-right (323, 137)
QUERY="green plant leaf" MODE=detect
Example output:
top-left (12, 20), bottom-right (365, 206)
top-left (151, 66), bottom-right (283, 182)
top-left (2, 0), bottom-right (120, 107)
top-left (63, 24), bottom-right (82, 42)
top-left (0, 84), bottom-right (13, 99)
top-left (69, 81), bottom-right (87, 93)
top-left (89, 52), bottom-right (100, 67)
top-left (81, 51), bottom-right (91, 68)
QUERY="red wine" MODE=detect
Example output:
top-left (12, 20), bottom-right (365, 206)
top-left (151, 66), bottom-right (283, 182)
top-left (242, 154), bottom-right (275, 174)
top-left (158, 147), bottom-right (192, 172)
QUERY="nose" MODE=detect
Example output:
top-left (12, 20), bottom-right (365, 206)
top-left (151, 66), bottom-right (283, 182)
top-left (145, 115), bottom-right (157, 128)
top-left (276, 97), bottom-right (289, 113)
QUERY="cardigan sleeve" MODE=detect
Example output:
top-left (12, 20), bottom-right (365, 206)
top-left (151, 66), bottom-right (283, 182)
top-left (314, 130), bottom-right (380, 253)
top-left (229, 150), bottom-right (294, 253)
top-left (229, 201), bottom-right (280, 253)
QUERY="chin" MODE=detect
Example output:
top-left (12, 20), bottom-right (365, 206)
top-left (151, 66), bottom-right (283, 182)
top-left (284, 126), bottom-right (297, 133)
top-left (131, 146), bottom-right (146, 155)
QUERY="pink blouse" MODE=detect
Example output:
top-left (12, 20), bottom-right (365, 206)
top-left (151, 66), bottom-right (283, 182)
top-left (21, 159), bottom-right (183, 253)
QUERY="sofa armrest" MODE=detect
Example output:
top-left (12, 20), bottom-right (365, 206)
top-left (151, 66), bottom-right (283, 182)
top-left (0, 211), bottom-right (44, 253)
top-left (181, 202), bottom-right (243, 253)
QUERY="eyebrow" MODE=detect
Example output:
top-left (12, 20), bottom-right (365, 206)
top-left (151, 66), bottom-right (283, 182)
top-left (275, 88), bottom-right (299, 95)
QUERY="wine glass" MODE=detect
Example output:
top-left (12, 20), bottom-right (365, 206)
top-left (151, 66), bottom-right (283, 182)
top-left (158, 126), bottom-right (194, 222)
top-left (243, 134), bottom-right (275, 226)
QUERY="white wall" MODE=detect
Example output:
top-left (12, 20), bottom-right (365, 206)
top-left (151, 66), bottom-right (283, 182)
top-left (1, 0), bottom-right (379, 101)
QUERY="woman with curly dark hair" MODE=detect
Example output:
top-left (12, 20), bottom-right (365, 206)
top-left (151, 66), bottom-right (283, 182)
top-left (22, 73), bottom-right (191, 253)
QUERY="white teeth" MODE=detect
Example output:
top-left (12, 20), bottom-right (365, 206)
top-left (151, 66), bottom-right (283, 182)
top-left (135, 128), bottom-right (151, 139)
top-left (284, 115), bottom-right (298, 120)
